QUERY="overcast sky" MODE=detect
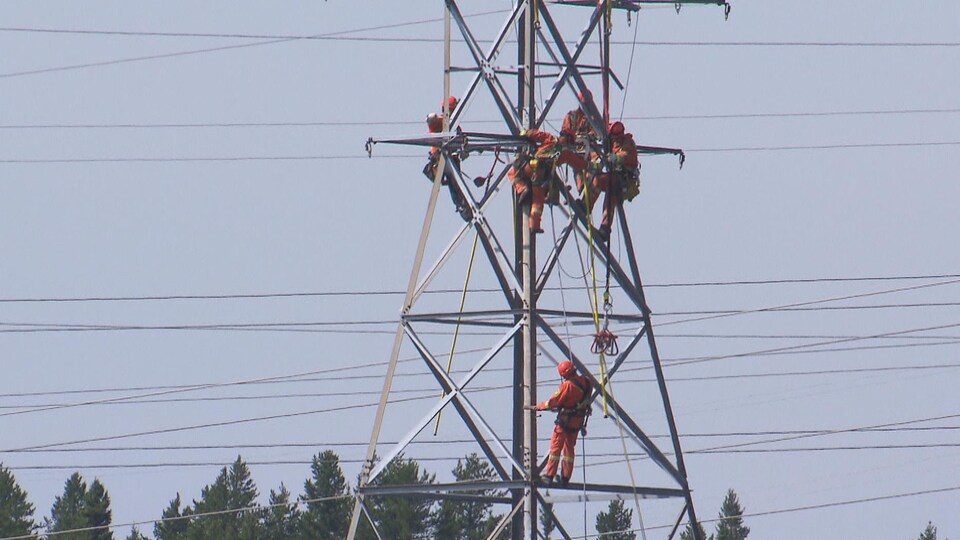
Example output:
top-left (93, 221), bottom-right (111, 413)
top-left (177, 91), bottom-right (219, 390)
top-left (1, 1), bottom-right (959, 539)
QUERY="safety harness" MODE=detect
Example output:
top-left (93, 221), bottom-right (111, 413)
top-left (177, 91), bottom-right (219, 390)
top-left (555, 377), bottom-right (593, 435)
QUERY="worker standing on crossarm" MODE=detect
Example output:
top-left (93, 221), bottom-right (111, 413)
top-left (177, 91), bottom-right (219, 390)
top-left (583, 121), bottom-right (639, 239)
top-left (525, 360), bottom-right (592, 486)
top-left (510, 129), bottom-right (587, 233)
top-left (423, 96), bottom-right (472, 222)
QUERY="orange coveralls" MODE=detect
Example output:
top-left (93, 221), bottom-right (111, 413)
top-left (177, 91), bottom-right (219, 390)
top-left (536, 374), bottom-right (592, 480)
top-left (509, 129), bottom-right (587, 232)
top-left (586, 133), bottom-right (639, 230)
top-left (561, 107), bottom-right (594, 141)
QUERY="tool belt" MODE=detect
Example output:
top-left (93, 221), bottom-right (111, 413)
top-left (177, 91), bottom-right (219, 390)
top-left (423, 153), bottom-right (461, 186)
top-left (619, 166), bottom-right (641, 202)
top-left (531, 157), bottom-right (555, 187)
top-left (555, 408), bottom-right (588, 434)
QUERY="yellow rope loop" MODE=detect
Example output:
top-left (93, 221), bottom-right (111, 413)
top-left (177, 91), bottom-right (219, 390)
top-left (433, 232), bottom-right (480, 435)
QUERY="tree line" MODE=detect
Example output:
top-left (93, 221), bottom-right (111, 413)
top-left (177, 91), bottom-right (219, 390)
top-left (0, 456), bottom-right (943, 539)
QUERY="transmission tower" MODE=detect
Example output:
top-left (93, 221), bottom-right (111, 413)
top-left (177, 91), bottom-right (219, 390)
top-left (348, 2), bottom-right (730, 539)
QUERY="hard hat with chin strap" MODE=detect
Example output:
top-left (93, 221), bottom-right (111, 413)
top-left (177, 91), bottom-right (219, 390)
top-left (557, 360), bottom-right (576, 378)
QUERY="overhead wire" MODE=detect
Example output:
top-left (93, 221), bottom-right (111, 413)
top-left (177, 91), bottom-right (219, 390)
top-left (0, 272), bottom-right (956, 303)
top-left (6, 424), bottom-right (959, 454)
top-left (11, 442), bottom-right (960, 473)
top-left (5, 359), bottom-right (960, 403)
top-left (3, 27), bottom-right (958, 48)
top-left (0, 9), bottom-right (512, 80)
top-left (2, 300), bottom-right (960, 336)
top-left (3, 107), bottom-right (959, 129)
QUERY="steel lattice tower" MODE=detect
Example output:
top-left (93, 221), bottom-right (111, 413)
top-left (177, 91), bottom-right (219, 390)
top-left (348, 2), bottom-right (729, 539)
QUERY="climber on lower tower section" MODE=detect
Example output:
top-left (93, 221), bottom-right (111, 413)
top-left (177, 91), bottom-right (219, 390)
top-left (525, 361), bottom-right (592, 486)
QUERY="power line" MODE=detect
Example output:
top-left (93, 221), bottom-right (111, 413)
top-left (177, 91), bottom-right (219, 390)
top-left (688, 141), bottom-right (960, 153)
top-left (10, 443), bottom-right (960, 472)
top-left (0, 394), bottom-right (433, 453)
top-left (694, 412), bottom-right (960, 453)
top-left (6, 425), bottom-right (959, 454)
top-left (3, 107), bottom-right (958, 129)
top-left (0, 272), bottom-right (957, 303)
top-left (0, 9), bottom-right (510, 80)
top-left (3, 298), bottom-right (960, 335)
top-left (4, 360), bottom-right (960, 403)
top-left (8, 355), bottom-right (960, 452)
top-left (656, 276), bottom-right (960, 329)
top-left (3, 27), bottom-right (958, 48)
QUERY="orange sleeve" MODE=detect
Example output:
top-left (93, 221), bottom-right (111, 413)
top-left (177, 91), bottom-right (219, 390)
top-left (557, 150), bottom-right (587, 173)
top-left (537, 380), bottom-right (581, 410)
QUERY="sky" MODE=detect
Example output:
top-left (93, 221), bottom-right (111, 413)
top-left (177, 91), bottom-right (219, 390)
top-left (1, 1), bottom-right (959, 539)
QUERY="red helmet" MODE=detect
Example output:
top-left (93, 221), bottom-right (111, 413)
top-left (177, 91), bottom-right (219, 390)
top-left (442, 96), bottom-right (459, 112)
top-left (558, 360), bottom-right (576, 378)
top-left (609, 121), bottom-right (625, 137)
top-left (426, 112), bottom-right (444, 132)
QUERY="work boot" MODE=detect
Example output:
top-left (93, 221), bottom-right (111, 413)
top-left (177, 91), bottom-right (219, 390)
top-left (542, 475), bottom-right (555, 485)
top-left (560, 476), bottom-right (570, 487)
top-left (457, 205), bottom-right (473, 222)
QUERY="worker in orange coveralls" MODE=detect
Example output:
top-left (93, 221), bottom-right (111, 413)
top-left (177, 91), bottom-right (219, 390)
top-left (562, 92), bottom-right (599, 195)
top-left (583, 121), bottom-right (639, 239)
top-left (424, 96), bottom-right (472, 222)
top-left (509, 129), bottom-right (587, 233)
top-left (561, 91), bottom-right (598, 149)
top-left (525, 360), bottom-right (592, 486)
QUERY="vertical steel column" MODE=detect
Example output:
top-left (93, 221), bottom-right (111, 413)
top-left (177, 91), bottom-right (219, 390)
top-left (510, 5), bottom-right (527, 536)
top-left (519, 1), bottom-right (538, 538)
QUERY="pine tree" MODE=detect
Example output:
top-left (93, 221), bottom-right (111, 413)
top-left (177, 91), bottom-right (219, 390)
top-left (154, 494), bottom-right (189, 540)
top-left (714, 489), bottom-right (749, 540)
top-left (187, 456), bottom-right (261, 540)
top-left (300, 450), bottom-right (351, 540)
top-left (917, 522), bottom-right (937, 540)
top-left (45, 473), bottom-right (116, 540)
top-left (262, 484), bottom-right (300, 540)
top-left (595, 500), bottom-right (635, 540)
top-left (47, 472), bottom-right (90, 540)
top-left (679, 520), bottom-right (711, 540)
top-left (83, 479), bottom-right (114, 540)
top-left (357, 454), bottom-right (436, 540)
top-left (433, 454), bottom-right (506, 539)
top-left (0, 464), bottom-right (37, 538)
